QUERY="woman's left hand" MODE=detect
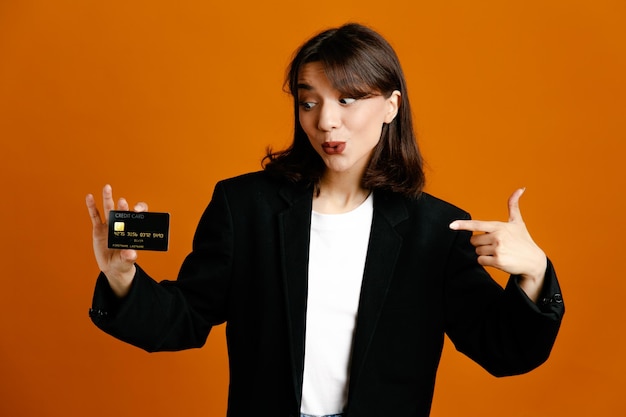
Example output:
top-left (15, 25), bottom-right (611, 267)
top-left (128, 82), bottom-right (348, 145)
top-left (449, 188), bottom-right (547, 302)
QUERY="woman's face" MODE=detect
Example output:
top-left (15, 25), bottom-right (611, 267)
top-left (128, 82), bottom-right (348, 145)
top-left (297, 62), bottom-right (400, 178)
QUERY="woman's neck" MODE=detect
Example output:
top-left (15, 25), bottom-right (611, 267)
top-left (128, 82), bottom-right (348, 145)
top-left (313, 173), bottom-right (371, 214)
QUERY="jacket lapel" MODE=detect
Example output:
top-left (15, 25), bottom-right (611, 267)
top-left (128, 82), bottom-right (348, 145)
top-left (349, 190), bottom-right (408, 391)
top-left (277, 184), bottom-right (409, 406)
top-left (277, 183), bottom-right (313, 405)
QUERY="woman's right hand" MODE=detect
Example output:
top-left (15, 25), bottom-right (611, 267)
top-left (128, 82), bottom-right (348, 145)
top-left (86, 184), bottom-right (148, 298)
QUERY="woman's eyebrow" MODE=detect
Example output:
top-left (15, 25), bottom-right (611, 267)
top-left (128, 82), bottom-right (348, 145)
top-left (296, 83), bottom-right (313, 91)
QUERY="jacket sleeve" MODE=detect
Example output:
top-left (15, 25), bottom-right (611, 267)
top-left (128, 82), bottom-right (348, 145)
top-left (89, 182), bottom-right (234, 352)
top-left (443, 214), bottom-right (564, 377)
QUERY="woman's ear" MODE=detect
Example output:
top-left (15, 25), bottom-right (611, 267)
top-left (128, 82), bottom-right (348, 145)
top-left (384, 90), bottom-right (401, 124)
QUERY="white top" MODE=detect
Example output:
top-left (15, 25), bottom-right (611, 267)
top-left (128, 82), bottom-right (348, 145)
top-left (301, 193), bottom-right (374, 416)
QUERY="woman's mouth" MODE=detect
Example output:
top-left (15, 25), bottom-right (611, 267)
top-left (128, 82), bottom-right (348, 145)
top-left (322, 141), bottom-right (346, 155)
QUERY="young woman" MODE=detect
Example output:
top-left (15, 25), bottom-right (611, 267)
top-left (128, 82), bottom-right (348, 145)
top-left (86, 23), bottom-right (564, 417)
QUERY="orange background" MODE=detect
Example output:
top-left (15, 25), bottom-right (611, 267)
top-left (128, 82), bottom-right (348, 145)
top-left (1, 1), bottom-right (624, 416)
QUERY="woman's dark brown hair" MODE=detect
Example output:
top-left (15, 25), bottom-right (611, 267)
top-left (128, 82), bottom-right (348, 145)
top-left (263, 23), bottom-right (425, 198)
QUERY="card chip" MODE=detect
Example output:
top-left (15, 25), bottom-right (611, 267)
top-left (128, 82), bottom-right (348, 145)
top-left (114, 222), bottom-right (125, 232)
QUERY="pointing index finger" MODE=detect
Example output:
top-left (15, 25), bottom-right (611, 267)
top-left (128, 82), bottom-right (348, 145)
top-left (449, 219), bottom-right (499, 233)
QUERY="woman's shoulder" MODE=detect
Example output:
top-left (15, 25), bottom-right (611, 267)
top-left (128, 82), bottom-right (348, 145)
top-left (216, 171), bottom-right (309, 203)
top-left (405, 191), bottom-right (471, 221)
top-left (217, 170), bottom-right (286, 190)
top-left (372, 189), bottom-right (471, 227)
top-left (417, 192), bottom-right (466, 211)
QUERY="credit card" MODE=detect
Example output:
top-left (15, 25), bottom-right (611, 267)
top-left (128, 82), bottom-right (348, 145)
top-left (107, 210), bottom-right (170, 251)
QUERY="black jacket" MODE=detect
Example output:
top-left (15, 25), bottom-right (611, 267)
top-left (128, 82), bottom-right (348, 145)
top-left (90, 171), bottom-right (564, 417)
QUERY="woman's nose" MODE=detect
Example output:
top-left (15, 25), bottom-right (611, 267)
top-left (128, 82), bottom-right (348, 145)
top-left (317, 102), bottom-right (341, 131)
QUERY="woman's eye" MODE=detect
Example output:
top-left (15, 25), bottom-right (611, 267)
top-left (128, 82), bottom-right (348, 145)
top-left (339, 98), bottom-right (356, 105)
top-left (300, 101), bottom-right (316, 110)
